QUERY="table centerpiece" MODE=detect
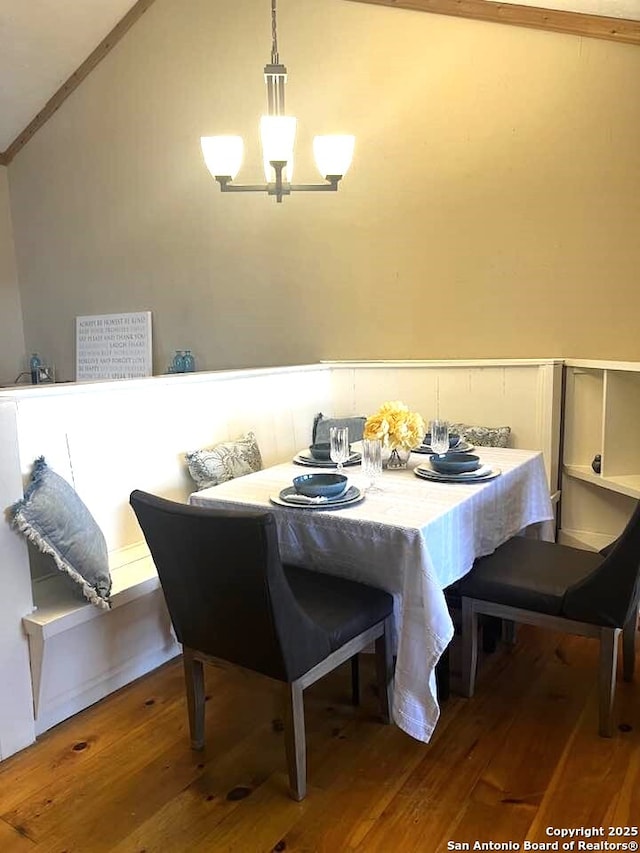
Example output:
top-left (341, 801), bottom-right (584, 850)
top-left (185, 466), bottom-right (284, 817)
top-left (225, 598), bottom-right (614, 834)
top-left (363, 401), bottom-right (425, 469)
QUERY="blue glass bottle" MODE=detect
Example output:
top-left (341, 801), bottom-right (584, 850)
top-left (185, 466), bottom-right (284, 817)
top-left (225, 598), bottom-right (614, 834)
top-left (30, 353), bottom-right (42, 385)
top-left (183, 350), bottom-right (195, 372)
top-left (172, 351), bottom-right (185, 373)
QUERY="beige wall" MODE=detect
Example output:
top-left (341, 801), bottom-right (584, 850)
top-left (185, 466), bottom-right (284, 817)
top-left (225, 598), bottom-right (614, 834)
top-left (7, 0), bottom-right (640, 381)
top-left (0, 166), bottom-right (25, 384)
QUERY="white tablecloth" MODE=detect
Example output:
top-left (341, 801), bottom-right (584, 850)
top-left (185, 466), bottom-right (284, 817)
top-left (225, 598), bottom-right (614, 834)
top-left (190, 447), bottom-right (554, 742)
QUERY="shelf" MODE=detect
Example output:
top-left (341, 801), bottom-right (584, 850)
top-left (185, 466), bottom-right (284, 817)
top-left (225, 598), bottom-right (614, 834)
top-left (562, 367), bottom-right (603, 469)
top-left (564, 464), bottom-right (640, 500)
top-left (560, 361), bottom-right (640, 550)
top-left (558, 528), bottom-right (614, 552)
top-left (565, 359), bottom-right (640, 373)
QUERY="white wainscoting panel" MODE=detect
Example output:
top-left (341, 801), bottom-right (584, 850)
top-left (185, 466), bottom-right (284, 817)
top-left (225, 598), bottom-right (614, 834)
top-left (327, 360), bottom-right (563, 490)
top-left (0, 401), bottom-right (36, 759)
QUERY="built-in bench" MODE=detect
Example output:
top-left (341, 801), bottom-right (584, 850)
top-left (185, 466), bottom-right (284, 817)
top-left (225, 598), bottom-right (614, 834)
top-left (0, 359), bottom-right (563, 756)
top-left (23, 542), bottom-right (166, 732)
top-left (26, 543), bottom-right (157, 640)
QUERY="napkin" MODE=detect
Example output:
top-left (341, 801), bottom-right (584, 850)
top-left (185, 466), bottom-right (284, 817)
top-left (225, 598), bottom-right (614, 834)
top-left (283, 493), bottom-right (330, 505)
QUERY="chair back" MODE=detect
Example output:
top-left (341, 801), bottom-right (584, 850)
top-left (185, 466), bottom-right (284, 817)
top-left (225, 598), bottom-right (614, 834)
top-left (564, 500), bottom-right (640, 627)
top-left (129, 490), bottom-right (329, 681)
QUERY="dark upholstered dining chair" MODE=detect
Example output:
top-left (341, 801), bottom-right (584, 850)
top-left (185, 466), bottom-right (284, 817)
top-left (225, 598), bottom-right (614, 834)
top-left (458, 501), bottom-right (640, 737)
top-left (129, 490), bottom-right (394, 800)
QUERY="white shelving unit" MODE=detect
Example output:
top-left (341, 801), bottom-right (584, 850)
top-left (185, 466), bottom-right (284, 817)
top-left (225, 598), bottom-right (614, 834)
top-left (560, 359), bottom-right (640, 551)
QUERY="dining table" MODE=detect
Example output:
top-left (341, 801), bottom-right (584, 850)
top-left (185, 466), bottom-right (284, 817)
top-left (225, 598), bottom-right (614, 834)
top-left (189, 446), bottom-right (555, 743)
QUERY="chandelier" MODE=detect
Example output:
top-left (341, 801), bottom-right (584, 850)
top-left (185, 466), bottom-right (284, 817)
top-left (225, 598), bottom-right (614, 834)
top-left (200, 0), bottom-right (355, 204)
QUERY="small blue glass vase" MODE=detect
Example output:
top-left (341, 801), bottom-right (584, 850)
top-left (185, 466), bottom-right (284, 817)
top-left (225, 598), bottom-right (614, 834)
top-left (30, 353), bottom-right (42, 385)
top-left (172, 351), bottom-right (185, 373)
top-left (183, 350), bottom-right (195, 372)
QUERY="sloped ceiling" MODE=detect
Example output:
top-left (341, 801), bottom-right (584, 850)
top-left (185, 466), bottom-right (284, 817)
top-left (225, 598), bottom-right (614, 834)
top-left (1, 0), bottom-right (638, 160)
top-left (0, 0), bottom-right (139, 152)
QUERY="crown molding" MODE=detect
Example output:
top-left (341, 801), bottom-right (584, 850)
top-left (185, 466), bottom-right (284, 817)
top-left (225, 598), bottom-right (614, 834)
top-left (345, 0), bottom-right (640, 45)
top-left (0, 0), bottom-right (157, 166)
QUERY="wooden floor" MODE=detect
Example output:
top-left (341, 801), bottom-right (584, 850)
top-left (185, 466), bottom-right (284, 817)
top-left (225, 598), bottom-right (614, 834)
top-left (1, 625), bottom-right (639, 852)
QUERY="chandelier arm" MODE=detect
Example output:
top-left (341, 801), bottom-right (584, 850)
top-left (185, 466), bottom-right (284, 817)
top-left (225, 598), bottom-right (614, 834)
top-left (213, 176), bottom-right (343, 203)
top-left (215, 178), bottom-right (270, 192)
top-left (290, 177), bottom-right (342, 192)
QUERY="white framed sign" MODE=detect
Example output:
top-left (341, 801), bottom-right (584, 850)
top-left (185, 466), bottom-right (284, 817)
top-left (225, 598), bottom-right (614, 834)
top-left (76, 311), bottom-right (152, 381)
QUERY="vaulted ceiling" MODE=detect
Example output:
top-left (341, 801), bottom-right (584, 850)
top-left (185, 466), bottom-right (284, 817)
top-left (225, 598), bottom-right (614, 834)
top-left (1, 0), bottom-right (638, 163)
top-left (0, 0), bottom-right (140, 152)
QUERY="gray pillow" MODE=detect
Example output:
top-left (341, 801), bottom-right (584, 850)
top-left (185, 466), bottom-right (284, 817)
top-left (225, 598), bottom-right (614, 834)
top-left (313, 413), bottom-right (366, 444)
top-left (9, 457), bottom-right (111, 609)
top-left (185, 432), bottom-right (263, 491)
top-left (450, 422), bottom-right (511, 448)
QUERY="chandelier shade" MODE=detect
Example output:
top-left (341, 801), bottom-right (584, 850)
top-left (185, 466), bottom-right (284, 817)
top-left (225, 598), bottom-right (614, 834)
top-left (260, 115), bottom-right (297, 182)
top-left (313, 135), bottom-right (355, 180)
top-left (200, 0), bottom-right (355, 203)
top-left (200, 136), bottom-right (244, 180)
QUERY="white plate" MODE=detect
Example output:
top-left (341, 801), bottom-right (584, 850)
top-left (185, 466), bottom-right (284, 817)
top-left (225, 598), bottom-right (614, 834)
top-left (414, 465), bottom-right (501, 484)
top-left (413, 441), bottom-right (475, 455)
top-left (293, 451), bottom-right (361, 468)
top-left (270, 484), bottom-right (364, 509)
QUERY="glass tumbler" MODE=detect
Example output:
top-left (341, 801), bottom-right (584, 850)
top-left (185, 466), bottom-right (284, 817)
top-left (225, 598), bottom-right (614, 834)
top-left (430, 419), bottom-right (450, 457)
top-left (362, 439), bottom-right (383, 490)
top-left (329, 426), bottom-right (350, 473)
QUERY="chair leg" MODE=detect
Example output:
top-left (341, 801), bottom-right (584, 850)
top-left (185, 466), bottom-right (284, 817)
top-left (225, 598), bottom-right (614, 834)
top-left (375, 617), bottom-right (394, 724)
top-left (435, 646), bottom-right (450, 702)
top-left (283, 681), bottom-right (306, 801)
top-left (502, 619), bottom-right (517, 646)
top-left (351, 654), bottom-right (360, 706)
top-left (598, 627), bottom-right (620, 738)
top-left (622, 606), bottom-right (638, 682)
top-left (461, 597), bottom-right (479, 698)
top-left (182, 647), bottom-right (205, 750)
top-left (481, 615), bottom-right (501, 653)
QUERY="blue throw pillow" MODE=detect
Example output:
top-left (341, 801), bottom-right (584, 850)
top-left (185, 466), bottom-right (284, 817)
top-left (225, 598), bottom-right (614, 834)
top-left (9, 457), bottom-right (112, 609)
top-left (312, 413), bottom-right (366, 444)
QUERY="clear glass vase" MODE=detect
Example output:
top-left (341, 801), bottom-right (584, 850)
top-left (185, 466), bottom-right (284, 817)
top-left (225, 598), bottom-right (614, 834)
top-left (384, 446), bottom-right (411, 470)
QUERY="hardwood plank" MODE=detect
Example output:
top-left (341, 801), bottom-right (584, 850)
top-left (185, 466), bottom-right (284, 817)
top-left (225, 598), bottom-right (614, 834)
top-left (342, 627), bottom-right (562, 851)
top-left (527, 660), bottom-right (640, 834)
top-left (3, 666), bottom-right (281, 849)
top-left (345, 0), bottom-right (640, 46)
top-left (444, 633), bottom-right (600, 846)
top-left (282, 702), bottom-right (443, 851)
top-left (110, 663), bottom-right (380, 851)
top-left (108, 720), bottom-right (288, 853)
top-left (0, 819), bottom-right (36, 853)
top-left (0, 627), bottom-right (638, 852)
top-left (0, 657), bottom-right (184, 815)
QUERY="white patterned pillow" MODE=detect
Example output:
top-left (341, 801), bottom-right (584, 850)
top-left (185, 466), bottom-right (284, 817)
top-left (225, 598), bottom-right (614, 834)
top-left (185, 432), bottom-right (263, 490)
top-left (450, 423), bottom-right (511, 448)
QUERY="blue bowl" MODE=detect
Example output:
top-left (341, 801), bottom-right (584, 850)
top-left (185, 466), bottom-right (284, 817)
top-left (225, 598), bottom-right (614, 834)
top-left (424, 433), bottom-right (460, 449)
top-left (293, 472), bottom-right (349, 499)
top-left (308, 442), bottom-right (353, 461)
top-left (429, 453), bottom-right (480, 474)
top-left (308, 442), bottom-right (332, 460)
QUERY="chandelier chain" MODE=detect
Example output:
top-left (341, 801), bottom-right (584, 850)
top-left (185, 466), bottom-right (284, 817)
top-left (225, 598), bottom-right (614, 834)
top-left (271, 0), bottom-right (279, 65)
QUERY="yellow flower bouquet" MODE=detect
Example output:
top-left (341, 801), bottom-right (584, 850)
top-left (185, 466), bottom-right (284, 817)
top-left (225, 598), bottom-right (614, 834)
top-left (364, 401), bottom-right (425, 468)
